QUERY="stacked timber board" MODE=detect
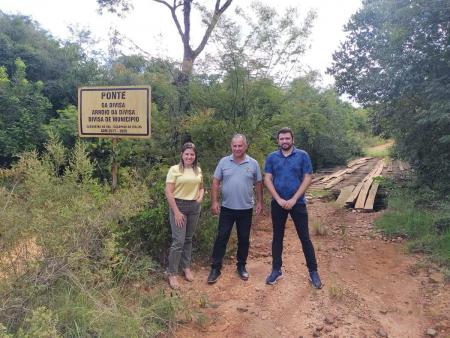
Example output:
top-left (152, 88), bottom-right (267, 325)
top-left (311, 157), bottom-right (373, 191)
top-left (343, 159), bottom-right (385, 211)
top-left (311, 157), bottom-right (385, 212)
top-left (311, 157), bottom-right (409, 212)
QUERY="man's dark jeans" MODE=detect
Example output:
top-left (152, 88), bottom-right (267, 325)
top-left (271, 200), bottom-right (317, 272)
top-left (211, 207), bottom-right (253, 270)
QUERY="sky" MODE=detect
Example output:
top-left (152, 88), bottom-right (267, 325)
top-left (0, 0), bottom-right (361, 86)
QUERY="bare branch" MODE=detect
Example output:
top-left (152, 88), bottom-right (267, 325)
top-left (193, 0), bottom-right (233, 58)
top-left (153, 0), bottom-right (172, 9)
top-left (153, 0), bottom-right (190, 50)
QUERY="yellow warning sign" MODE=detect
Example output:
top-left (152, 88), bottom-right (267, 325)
top-left (78, 86), bottom-right (151, 138)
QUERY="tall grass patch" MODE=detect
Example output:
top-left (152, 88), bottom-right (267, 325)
top-left (375, 180), bottom-right (450, 267)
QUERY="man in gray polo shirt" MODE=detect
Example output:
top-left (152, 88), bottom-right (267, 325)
top-left (207, 134), bottom-right (263, 284)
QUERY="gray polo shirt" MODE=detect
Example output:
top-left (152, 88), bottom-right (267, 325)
top-left (213, 154), bottom-right (262, 210)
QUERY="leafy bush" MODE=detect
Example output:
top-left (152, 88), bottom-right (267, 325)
top-left (192, 196), bottom-right (218, 258)
top-left (0, 60), bottom-right (51, 166)
top-left (114, 166), bottom-right (170, 263)
top-left (17, 307), bottom-right (61, 338)
top-left (0, 136), bottom-right (182, 336)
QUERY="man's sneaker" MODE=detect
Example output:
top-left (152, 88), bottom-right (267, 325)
top-left (309, 270), bottom-right (323, 289)
top-left (236, 265), bottom-right (249, 281)
top-left (266, 269), bottom-right (283, 285)
top-left (207, 268), bottom-right (221, 284)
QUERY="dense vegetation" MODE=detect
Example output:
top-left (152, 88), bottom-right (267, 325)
top-left (329, 0), bottom-right (450, 193)
top-left (375, 177), bottom-right (450, 280)
top-left (329, 0), bottom-right (450, 284)
top-left (0, 137), bottom-right (183, 336)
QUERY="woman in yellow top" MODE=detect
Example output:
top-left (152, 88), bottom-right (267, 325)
top-left (165, 142), bottom-right (204, 289)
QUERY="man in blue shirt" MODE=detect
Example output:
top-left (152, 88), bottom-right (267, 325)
top-left (207, 134), bottom-right (263, 284)
top-left (264, 127), bottom-right (322, 288)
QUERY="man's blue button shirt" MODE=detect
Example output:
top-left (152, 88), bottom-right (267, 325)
top-left (264, 147), bottom-right (312, 204)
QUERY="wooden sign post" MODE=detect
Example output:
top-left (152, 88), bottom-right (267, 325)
top-left (77, 86), bottom-right (151, 191)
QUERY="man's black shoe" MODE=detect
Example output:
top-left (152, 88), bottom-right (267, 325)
top-left (207, 268), bottom-right (221, 284)
top-left (236, 265), bottom-right (249, 281)
top-left (309, 270), bottom-right (323, 289)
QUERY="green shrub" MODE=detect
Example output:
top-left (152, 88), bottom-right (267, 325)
top-left (192, 196), bottom-right (218, 258)
top-left (17, 307), bottom-right (61, 338)
top-left (0, 324), bottom-right (13, 338)
top-left (375, 180), bottom-right (450, 267)
top-left (0, 137), bottom-right (182, 336)
top-left (114, 166), bottom-right (170, 262)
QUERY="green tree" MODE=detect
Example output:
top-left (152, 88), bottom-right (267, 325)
top-left (0, 59), bottom-right (51, 165)
top-left (177, 1), bottom-right (316, 163)
top-left (0, 13), bottom-right (104, 111)
top-left (212, 2), bottom-right (315, 84)
top-left (273, 75), bottom-right (362, 168)
top-left (98, 0), bottom-right (232, 80)
top-left (97, 0), bottom-right (233, 116)
top-left (329, 0), bottom-right (450, 191)
top-left (44, 105), bottom-right (78, 149)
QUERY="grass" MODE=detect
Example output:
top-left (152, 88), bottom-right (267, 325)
top-left (375, 181), bottom-right (450, 268)
top-left (363, 139), bottom-right (394, 158)
top-left (194, 313), bottom-right (210, 331)
top-left (360, 134), bottom-right (390, 148)
top-left (328, 283), bottom-right (345, 300)
top-left (311, 221), bottom-right (328, 236)
top-left (308, 189), bottom-right (332, 199)
top-left (198, 294), bottom-right (209, 308)
top-left (339, 223), bottom-right (349, 247)
top-left (444, 268), bottom-right (450, 282)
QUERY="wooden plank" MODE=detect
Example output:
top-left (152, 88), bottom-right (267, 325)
top-left (364, 182), bottom-right (380, 211)
top-left (325, 176), bottom-right (344, 189)
top-left (398, 161), bottom-right (409, 171)
top-left (387, 159), bottom-right (393, 172)
top-left (321, 168), bottom-right (348, 183)
top-left (347, 157), bottom-right (373, 168)
top-left (347, 157), bottom-right (367, 168)
top-left (355, 178), bottom-right (373, 209)
top-left (311, 176), bottom-right (324, 183)
top-left (347, 159), bottom-right (384, 208)
top-left (347, 158), bottom-right (362, 168)
top-left (346, 162), bottom-right (365, 174)
top-left (374, 159), bottom-right (385, 176)
top-left (355, 159), bottom-right (384, 209)
top-left (335, 185), bottom-right (355, 207)
top-left (346, 181), bottom-right (365, 205)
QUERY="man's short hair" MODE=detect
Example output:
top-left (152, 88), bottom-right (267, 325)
top-left (277, 127), bottom-right (294, 139)
top-left (231, 133), bottom-right (247, 145)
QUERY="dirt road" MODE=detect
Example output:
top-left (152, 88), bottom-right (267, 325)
top-left (173, 198), bottom-right (449, 338)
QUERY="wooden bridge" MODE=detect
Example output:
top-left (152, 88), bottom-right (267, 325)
top-left (309, 157), bottom-right (410, 211)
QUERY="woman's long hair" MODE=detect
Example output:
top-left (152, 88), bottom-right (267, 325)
top-left (178, 142), bottom-right (199, 175)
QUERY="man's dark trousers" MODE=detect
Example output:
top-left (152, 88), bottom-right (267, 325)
top-left (211, 207), bottom-right (253, 269)
top-left (271, 200), bottom-right (317, 272)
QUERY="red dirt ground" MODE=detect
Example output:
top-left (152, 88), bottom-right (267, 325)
top-left (172, 199), bottom-right (449, 338)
